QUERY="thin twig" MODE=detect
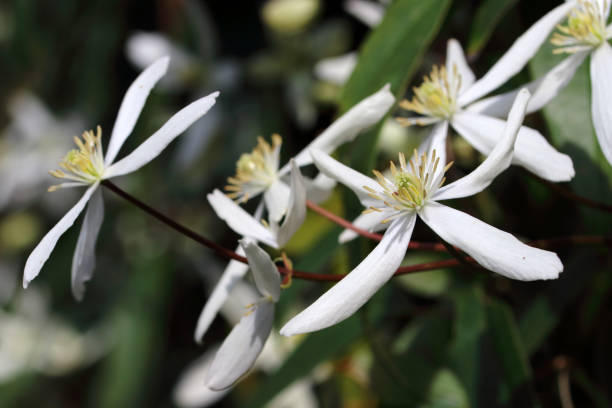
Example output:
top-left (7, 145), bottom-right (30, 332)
top-left (528, 174), bottom-right (612, 213)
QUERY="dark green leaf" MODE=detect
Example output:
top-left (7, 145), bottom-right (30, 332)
top-left (467, 0), bottom-right (518, 57)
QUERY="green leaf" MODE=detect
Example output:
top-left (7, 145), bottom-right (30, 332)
top-left (518, 296), bottom-right (557, 356)
top-left (467, 0), bottom-right (518, 57)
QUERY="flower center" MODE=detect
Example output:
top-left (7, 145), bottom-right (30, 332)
top-left (551, 0), bottom-right (608, 53)
top-left (225, 134), bottom-right (282, 203)
top-left (363, 149), bottom-right (453, 222)
top-left (399, 65), bottom-right (462, 123)
top-left (49, 126), bottom-right (105, 191)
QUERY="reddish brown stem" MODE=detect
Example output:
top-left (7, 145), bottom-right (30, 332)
top-left (529, 174), bottom-right (612, 214)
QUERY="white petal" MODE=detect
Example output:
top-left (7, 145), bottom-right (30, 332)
top-left (23, 183), bottom-right (99, 288)
top-left (435, 89), bottom-right (530, 201)
top-left (451, 112), bottom-right (575, 182)
top-left (280, 216), bottom-right (415, 336)
top-left (207, 190), bottom-right (278, 248)
top-left (302, 173), bottom-right (336, 204)
top-left (467, 52), bottom-right (588, 117)
top-left (419, 202), bottom-right (562, 280)
top-left (105, 92), bottom-right (219, 177)
top-left (590, 42), bottom-right (612, 165)
top-left (105, 57), bottom-right (169, 165)
top-left (240, 239), bottom-right (281, 301)
top-left (446, 39), bottom-right (476, 94)
top-left (279, 85), bottom-right (395, 175)
top-left (344, 0), bottom-right (386, 27)
top-left (71, 188), bottom-right (104, 301)
top-left (194, 245), bottom-right (250, 343)
top-left (206, 301), bottom-right (275, 390)
top-left (310, 149), bottom-right (380, 208)
top-left (264, 179), bottom-right (290, 223)
top-left (277, 161), bottom-right (307, 248)
top-left (597, 0), bottom-right (611, 19)
top-left (418, 121), bottom-right (449, 166)
top-left (338, 211), bottom-right (388, 243)
top-left (314, 52), bottom-right (358, 85)
top-left (458, 2), bottom-right (575, 106)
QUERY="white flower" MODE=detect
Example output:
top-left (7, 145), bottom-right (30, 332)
top-left (398, 35), bottom-right (576, 183)
top-left (280, 89), bottom-right (563, 336)
top-left (469, 0), bottom-right (612, 165)
top-left (205, 239), bottom-right (281, 390)
top-left (22, 57), bottom-right (219, 300)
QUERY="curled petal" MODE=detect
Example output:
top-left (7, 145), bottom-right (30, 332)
top-left (338, 211), bottom-right (389, 243)
top-left (590, 42), bottom-right (612, 165)
top-left (105, 91), bottom-right (219, 177)
top-left (467, 52), bottom-right (588, 117)
top-left (451, 112), bottom-right (575, 182)
top-left (277, 161), bottom-right (307, 247)
top-left (446, 39), bottom-right (476, 94)
top-left (264, 179), bottom-right (290, 223)
top-left (280, 216), bottom-right (415, 336)
top-left (458, 2), bottom-right (575, 106)
top-left (71, 188), bottom-right (104, 301)
top-left (105, 57), bottom-right (169, 165)
top-left (23, 183), bottom-right (99, 288)
top-left (435, 89), bottom-right (530, 201)
top-left (420, 202), bottom-right (562, 281)
top-left (240, 239), bottom-right (281, 301)
top-left (206, 301), bottom-right (275, 391)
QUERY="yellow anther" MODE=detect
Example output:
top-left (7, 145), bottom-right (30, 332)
top-left (551, 0), bottom-right (608, 53)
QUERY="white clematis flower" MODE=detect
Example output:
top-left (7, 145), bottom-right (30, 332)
top-left (398, 35), bottom-right (575, 182)
top-left (22, 57), bottom-right (219, 300)
top-left (280, 90), bottom-right (564, 336)
top-left (205, 238), bottom-right (281, 391)
top-left (469, 0), bottom-right (612, 165)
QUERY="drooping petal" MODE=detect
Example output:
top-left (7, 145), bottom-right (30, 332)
top-left (105, 92), bottom-right (219, 177)
top-left (207, 189), bottom-right (278, 248)
top-left (467, 52), bottom-right (588, 117)
top-left (279, 85), bottom-right (395, 175)
top-left (590, 42), bottom-right (612, 165)
top-left (419, 202), bottom-right (562, 280)
top-left (458, 2), bottom-right (576, 106)
top-left (314, 53), bottom-right (358, 85)
top-left (344, 0), bottom-right (386, 27)
top-left (277, 161), bottom-right (307, 248)
top-left (302, 173), bottom-right (336, 204)
top-left (338, 211), bottom-right (389, 243)
top-left (280, 216), bottom-right (415, 336)
top-left (310, 149), bottom-right (381, 208)
top-left (206, 300), bottom-right (275, 390)
top-left (23, 183), bottom-right (99, 288)
top-left (435, 89), bottom-right (529, 201)
top-left (105, 57), bottom-right (169, 165)
top-left (240, 238), bottom-right (281, 301)
top-left (264, 179), bottom-right (291, 223)
top-left (418, 121), bottom-right (449, 166)
top-left (446, 39), bottom-right (476, 94)
top-left (451, 112), bottom-right (575, 182)
top-left (194, 246), bottom-right (250, 343)
top-left (71, 188), bottom-right (104, 301)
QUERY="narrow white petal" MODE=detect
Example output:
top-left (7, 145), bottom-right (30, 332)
top-left (206, 301), bottom-right (275, 390)
top-left (344, 0), bottom-right (386, 27)
top-left (452, 112), bottom-right (575, 182)
top-left (264, 179), bottom-right (290, 223)
top-left (467, 52), bottom-right (588, 117)
top-left (277, 161), bottom-right (307, 248)
top-left (279, 85), bottom-right (394, 175)
top-left (338, 211), bottom-right (388, 243)
top-left (590, 42), bottom-right (612, 165)
top-left (458, 2), bottom-right (575, 106)
top-left (105, 92), bottom-right (219, 177)
top-left (194, 245), bottom-right (250, 343)
top-left (436, 89), bottom-right (530, 201)
top-left (280, 216), bottom-right (415, 336)
top-left (105, 57), bottom-right (169, 165)
top-left (446, 39), bottom-right (476, 94)
top-left (597, 0), bottom-right (610, 19)
top-left (23, 183), bottom-right (99, 288)
top-left (302, 173), bottom-right (336, 204)
top-left (310, 149), bottom-right (380, 208)
top-left (207, 190), bottom-right (278, 248)
top-left (314, 53), bottom-right (358, 85)
top-left (420, 202), bottom-right (562, 280)
top-left (418, 121), bottom-right (449, 166)
top-left (71, 188), bottom-right (104, 301)
top-left (240, 239), bottom-right (281, 301)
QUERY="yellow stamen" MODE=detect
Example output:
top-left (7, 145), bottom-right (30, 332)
top-left (551, 0), bottom-right (608, 53)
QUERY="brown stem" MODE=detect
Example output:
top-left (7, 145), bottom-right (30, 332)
top-left (528, 174), bottom-right (612, 213)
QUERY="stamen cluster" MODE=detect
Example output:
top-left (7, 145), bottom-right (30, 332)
top-left (551, 0), bottom-right (608, 53)
top-left (225, 134), bottom-right (282, 203)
